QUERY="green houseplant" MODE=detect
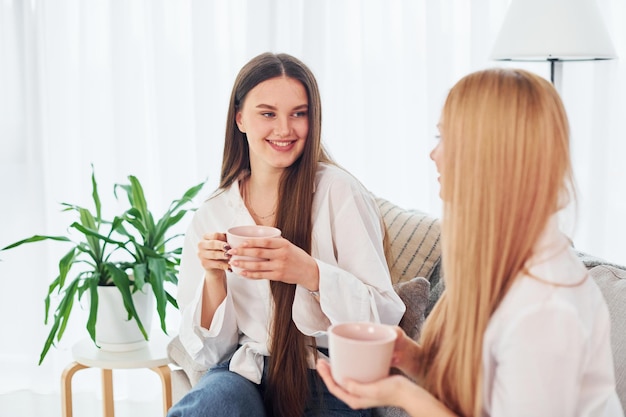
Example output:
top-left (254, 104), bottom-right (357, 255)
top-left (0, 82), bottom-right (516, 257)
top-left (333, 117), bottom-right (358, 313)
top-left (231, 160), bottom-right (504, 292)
top-left (0, 166), bottom-right (204, 364)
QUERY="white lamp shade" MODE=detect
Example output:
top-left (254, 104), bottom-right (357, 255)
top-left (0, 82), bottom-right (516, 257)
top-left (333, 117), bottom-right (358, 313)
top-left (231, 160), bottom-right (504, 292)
top-left (491, 0), bottom-right (617, 61)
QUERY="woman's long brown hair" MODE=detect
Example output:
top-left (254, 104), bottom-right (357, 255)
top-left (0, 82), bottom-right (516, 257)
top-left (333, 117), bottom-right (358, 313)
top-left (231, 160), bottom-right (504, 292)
top-left (417, 68), bottom-right (574, 416)
top-left (219, 52), bottom-right (333, 417)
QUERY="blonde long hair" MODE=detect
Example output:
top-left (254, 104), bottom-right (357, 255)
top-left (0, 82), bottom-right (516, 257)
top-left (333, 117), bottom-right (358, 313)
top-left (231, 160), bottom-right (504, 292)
top-left (417, 68), bottom-right (574, 416)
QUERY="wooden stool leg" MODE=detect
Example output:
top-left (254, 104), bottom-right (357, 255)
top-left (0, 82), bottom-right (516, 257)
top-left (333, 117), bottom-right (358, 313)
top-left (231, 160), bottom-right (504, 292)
top-left (102, 369), bottom-right (114, 417)
top-left (150, 365), bottom-right (172, 416)
top-left (61, 362), bottom-right (88, 417)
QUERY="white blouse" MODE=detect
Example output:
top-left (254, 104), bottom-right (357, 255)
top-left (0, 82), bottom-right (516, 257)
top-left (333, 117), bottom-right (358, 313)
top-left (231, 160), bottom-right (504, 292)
top-left (482, 218), bottom-right (624, 416)
top-left (176, 163), bottom-right (406, 383)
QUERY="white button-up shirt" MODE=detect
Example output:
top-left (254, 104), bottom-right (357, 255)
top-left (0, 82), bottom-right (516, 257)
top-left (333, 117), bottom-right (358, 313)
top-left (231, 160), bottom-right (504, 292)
top-left (482, 218), bottom-right (623, 416)
top-left (176, 163), bottom-right (406, 383)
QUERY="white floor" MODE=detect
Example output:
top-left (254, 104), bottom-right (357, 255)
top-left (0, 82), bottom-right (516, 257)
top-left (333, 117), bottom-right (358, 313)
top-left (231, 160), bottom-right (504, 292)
top-left (0, 390), bottom-right (163, 417)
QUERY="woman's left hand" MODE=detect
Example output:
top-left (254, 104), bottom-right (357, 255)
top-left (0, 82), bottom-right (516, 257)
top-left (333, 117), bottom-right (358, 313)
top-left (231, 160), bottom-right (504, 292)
top-left (227, 236), bottom-right (320, 290)
top-left (316, 358), bottom-right (411, 410)
top-left (316, 359), bottom-right (457, 417)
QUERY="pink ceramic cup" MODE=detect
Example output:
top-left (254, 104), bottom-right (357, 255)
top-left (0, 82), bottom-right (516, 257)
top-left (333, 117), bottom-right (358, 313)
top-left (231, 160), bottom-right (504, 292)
top-left (328, 322), bottom-right (397, 388)
top-left (226, 225), bottom-right (281, 274)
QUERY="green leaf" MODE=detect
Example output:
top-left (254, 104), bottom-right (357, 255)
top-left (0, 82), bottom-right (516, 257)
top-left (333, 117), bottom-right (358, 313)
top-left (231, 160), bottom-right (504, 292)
top-left (153, 210), bottom-right (186, 244)
top-left (106, 264), bottom-right (148, 340)
top-left (168, 181), bottom-right (205, 213)
top-left (166, 291), bottom-right (178, 309)
top-left (132, 263), bottom-right (147, 290)
top-left (165, 269), bottom-right (179, 285)
top-left (56, 282), bottom-right (79, 341)
top-left (128, 176), bottom-right (150, 224)
top-left (90, 164), bottom-right (102, 223)
top-left (38, 319), bottom-right (60, 366)
top-left (124, 208), bottom-right (149, 236)
top-left (148, 257), bottom-right (168, 333)
top-left (1, 235), bottom-right (71, 251)
top-left (70, 222), bottom-right (125, 247)
top-left (43, 277), bottom-right (61, 324)
top-left (58, 248), bottom-right (78, 290)
top-left (86, 278), bottom-right (99, 343)
top-left (153, 180), bottom-right (204, 243)
top-left (77, 208), bottom-right (101, 260)
top-left (39, 278), bottom-right (80, 365)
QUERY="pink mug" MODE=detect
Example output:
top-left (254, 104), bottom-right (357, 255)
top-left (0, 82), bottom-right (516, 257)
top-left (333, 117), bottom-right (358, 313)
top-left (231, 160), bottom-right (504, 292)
top-left (327, 322), bottom-right (397, 388)
top-left (226, 225), bottom-right (281, 274)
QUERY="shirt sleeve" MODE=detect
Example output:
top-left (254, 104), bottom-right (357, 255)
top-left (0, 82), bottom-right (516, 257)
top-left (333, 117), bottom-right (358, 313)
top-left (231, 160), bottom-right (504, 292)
top-left (489, 302), bottom-right (587, 417)
top-left (176, 206), bottom-right (239, 368)
top-left (292, 171), bottom-right (405, 337)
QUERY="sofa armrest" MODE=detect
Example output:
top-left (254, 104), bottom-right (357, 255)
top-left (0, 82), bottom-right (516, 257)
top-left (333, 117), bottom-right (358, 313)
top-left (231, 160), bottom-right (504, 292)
top-left (589, 263), bottom-right (626, 411)
top-left (167, 336), bottom-right (209, 386)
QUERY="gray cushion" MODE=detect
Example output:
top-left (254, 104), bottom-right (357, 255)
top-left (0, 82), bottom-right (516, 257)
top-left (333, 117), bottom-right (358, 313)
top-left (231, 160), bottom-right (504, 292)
top-left (393, 276), bottom-right (430, 340)
top-left (373, 406), bottom-right (410, 417)
top-left (589, 263), bottom-right (626, 411)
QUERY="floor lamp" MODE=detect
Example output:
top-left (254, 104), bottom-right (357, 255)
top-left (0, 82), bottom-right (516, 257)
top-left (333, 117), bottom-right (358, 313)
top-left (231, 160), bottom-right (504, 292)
top-left (490, 0), bottom-right (618, 257)
top-left (490, 0), bottom-right (617, 91)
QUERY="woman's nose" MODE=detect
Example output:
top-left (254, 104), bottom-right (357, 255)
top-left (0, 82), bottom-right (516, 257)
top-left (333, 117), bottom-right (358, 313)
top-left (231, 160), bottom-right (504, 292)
top-left (274, 117), bottom-right (290, 137)
top-left (429, 143), bottom-right (438, 161)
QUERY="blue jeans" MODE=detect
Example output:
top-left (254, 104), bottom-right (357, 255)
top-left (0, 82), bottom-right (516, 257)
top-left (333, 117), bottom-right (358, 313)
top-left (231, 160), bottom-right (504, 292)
top-left (167, 357), bottom-right (372, 417)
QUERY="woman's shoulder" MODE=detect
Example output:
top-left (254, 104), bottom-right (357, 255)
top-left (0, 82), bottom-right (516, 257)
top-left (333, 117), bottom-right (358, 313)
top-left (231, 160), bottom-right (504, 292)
top-left (315, 162), bottom-right (369, 194)
top-left (491, 258), bottom-right (608, 341)
top-left (314, 163), bottom-right (380, 219)
top-left (190, 182), bottom-right (243, 226)
top-left (197, 183), bottom-right (235, 209)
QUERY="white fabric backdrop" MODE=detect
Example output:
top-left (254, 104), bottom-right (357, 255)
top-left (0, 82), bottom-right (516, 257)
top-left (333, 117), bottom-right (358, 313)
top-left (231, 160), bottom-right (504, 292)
top-left (1, 0), bottom-right (625, 415)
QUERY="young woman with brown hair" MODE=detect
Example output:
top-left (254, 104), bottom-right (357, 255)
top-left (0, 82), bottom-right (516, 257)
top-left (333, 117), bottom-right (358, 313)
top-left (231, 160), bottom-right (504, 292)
top-left (168, 52), bottom-right (405, 417)
top-left (317, 68), bottom-right (623, 417)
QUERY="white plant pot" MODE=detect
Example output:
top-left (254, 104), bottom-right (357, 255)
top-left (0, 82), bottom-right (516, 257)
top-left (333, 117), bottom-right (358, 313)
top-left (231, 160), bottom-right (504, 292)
top-left (95, 284), bottom-right (155, 352)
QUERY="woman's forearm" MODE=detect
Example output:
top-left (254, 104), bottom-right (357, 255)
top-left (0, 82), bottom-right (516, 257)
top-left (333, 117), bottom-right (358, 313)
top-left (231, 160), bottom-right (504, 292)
top-left (200, 271), bottom-right (227, 329)
top-left (396, 379), bottom-right (457, 417)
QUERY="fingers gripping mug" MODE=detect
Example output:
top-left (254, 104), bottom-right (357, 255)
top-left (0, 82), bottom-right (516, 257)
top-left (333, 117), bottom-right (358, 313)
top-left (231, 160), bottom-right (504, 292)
top-left (226, 225), bottom-right (281, 274)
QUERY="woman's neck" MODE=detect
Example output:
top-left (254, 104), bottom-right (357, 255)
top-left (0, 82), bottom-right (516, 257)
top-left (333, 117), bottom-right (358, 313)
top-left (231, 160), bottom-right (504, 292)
top-left (241, 174), bottom-right (279, 225)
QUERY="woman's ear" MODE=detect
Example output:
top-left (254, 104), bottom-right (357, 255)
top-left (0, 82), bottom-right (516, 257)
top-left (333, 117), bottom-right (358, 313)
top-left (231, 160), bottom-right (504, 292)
top-left (235, 112), bottom-right (245, 133)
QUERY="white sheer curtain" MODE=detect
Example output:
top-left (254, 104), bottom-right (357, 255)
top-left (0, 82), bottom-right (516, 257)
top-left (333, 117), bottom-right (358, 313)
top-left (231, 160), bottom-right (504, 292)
top-left (1, 0), bottom-right (625, 415)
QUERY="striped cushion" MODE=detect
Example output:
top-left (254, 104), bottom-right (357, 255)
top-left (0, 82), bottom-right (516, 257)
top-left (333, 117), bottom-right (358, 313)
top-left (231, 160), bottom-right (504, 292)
top-left (376, 197), bottom-right (441, 285)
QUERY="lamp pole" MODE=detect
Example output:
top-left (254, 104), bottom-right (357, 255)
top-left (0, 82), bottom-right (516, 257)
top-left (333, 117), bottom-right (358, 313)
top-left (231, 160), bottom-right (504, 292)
top-left (549, 58), bottom-right (563, 93)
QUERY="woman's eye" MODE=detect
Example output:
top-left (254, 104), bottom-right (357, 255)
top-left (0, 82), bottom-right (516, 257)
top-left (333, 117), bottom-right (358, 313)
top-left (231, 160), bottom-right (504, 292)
top-left (261, 112), bottom-right (275, 118)
top-left (293, 111), bottom-right (308, 118)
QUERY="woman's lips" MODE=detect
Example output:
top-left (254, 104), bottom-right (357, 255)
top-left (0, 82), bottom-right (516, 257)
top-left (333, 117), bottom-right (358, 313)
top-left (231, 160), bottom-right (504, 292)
top-left (267, 139), bottom-right (296, 151)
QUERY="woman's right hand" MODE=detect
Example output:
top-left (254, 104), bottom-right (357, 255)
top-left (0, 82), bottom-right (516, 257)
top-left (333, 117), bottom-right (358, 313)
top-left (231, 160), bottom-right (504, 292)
top-left (390, 326), bottom-right (423, 379)
top-left (197, 232), bottom-right (231, 273)
top-left (198, 232), bottom-right (230, 329)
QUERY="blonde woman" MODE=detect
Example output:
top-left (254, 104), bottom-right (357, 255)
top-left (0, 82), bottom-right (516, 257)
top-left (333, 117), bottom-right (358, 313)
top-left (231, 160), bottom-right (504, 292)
top-left (317, 68), bottom-right (624, 417)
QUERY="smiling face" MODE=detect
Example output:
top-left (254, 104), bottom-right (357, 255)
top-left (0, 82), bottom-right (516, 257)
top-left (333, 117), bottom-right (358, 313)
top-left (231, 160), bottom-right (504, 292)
top-left (235, 76), bottom-right (309, 174)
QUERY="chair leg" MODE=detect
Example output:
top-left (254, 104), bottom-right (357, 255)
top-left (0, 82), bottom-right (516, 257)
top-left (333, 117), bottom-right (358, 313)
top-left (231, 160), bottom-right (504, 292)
top-left (61, 362), bottom-right (88, 417)
top-left (102, 369), bottom-right (114, 417)
top-left (150, 365), bottom-right (172, 416)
